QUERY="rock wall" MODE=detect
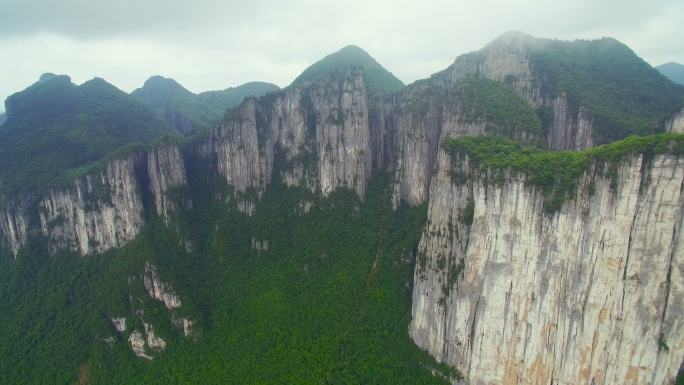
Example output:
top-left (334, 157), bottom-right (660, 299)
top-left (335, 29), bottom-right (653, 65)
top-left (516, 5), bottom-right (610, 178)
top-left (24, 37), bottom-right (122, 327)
top-left (385, 80), bottom-right (542, 207)
top-left (1, 144), bottom-right (192, 257)
top-left (197, 68), bottom-right (371, 211)
top-left (147, 143), bottom-right (191, 221)
top-left (410, 148), bottom-right (684, 385)
top-left (0, 198), bottom-right (31, 256)
top-left (37, 155), bottom-right (145, 255)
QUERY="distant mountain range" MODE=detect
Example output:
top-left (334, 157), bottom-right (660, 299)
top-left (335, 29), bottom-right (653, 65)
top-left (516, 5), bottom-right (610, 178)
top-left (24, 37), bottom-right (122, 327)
top-left (657, 62), bottom-right (684, 85)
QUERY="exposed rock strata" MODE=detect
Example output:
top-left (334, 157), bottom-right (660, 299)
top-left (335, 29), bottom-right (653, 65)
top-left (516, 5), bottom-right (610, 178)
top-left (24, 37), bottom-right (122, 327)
top-left (410, 148), bottom-right (684, 385)
top-left (197, 68), bottom-right (371, 211)
top-left (147, 143), bottom-right (191, 221)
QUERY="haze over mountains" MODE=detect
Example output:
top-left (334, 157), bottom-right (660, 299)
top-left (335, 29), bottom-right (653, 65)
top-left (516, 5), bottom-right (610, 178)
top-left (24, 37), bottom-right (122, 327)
top-left (658, 62), bottom-right (684, 86)
top-left (0, 31), bottom-right (683, 385)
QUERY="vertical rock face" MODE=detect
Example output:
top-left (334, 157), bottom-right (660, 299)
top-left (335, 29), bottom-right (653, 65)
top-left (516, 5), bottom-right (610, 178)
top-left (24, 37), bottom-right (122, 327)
top-left (667, 108), bottom-right (684, 134)
top-left (410, 149), bottom-right (684, 385)
top-left (0, 199), bottom-right (31, 256)
top-left (38, 155), bottom-right (145, 255)
top-left (198, 68), bottom-right (371, 210)
top-left (0, 143), bottom-right (194, 257)
top-left (386, 80), bottom-right (541, 207)
top-left (436, 32), bottom-right (595, 150)
top-left (147, 143), bottom-right (191, 221)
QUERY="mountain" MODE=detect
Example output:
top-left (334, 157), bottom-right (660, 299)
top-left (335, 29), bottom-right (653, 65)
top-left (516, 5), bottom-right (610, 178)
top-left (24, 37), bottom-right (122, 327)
top-left (657, 62), bottom-right (684, 86)
top-left (0, 73), bottom-right (178, 198)
top-left (1, 35), bottom-right (683, 385)
top-left (133, 76), bottom-right (279, 133)
top-left (131, 75), bottom-right (194, 113)
top-left (432, 31), bottom-right (684, 148)
top-left (292, 45), bottom-right (405, 94)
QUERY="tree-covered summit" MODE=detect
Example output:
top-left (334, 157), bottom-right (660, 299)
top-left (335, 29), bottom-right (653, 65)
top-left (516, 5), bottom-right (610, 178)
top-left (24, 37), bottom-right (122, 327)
top-left (438, 32), bottom-right (684, 144)
top-left (292, 45), bottom-right (405, 95)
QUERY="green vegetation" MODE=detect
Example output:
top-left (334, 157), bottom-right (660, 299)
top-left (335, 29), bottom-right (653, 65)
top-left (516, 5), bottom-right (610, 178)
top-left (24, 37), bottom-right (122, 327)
top-left (657, 62), bottom-right (684, 86)
top-left (449, 76), bottom-right (543, 139)
top-left (0, 173), bottom-right (458, 385)
top-left (133, 76), bottom-right (279, 133)
top-left (0, 74), bottom-right (178, 198)
top-left (527, 38), bottom-right (684, 142)
top-left (442, 133), bottom-right (684, 212)
top-left (292, 45), bottom-right (405, 95)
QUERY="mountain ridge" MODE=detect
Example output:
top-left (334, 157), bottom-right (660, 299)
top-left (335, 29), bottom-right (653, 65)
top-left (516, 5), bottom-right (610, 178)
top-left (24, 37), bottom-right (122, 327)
top-left (657, 61), bottom-right (684, 86)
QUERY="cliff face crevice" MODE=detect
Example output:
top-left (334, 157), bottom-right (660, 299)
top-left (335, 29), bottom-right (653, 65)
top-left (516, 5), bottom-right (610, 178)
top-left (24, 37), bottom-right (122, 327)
top-left (410, 148), bottom-right (684, 385)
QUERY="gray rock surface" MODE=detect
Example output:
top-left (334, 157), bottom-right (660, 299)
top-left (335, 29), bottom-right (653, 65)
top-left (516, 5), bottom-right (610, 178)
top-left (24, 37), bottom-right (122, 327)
top-left (410, 148), bottom-right (684, 385)
top-left (147, 143), bottom-right (191, 221)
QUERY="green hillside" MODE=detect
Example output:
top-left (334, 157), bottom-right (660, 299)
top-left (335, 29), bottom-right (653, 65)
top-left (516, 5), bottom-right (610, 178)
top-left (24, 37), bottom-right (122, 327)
top-left (0, 74), bottom-right (178, 197)
top-left (292, 45), bottom-right (405, 95)
top-left (133, 77), bottom-right (279, 133)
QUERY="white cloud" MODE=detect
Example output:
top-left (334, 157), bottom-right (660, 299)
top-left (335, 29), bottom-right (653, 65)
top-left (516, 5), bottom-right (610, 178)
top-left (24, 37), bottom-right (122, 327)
top-left (1, 0), bottom-right (683, 110)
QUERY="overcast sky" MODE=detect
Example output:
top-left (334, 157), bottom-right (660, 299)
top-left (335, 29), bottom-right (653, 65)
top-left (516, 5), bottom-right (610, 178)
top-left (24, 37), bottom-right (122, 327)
top-left (1, 0), bottom-right (683, 111)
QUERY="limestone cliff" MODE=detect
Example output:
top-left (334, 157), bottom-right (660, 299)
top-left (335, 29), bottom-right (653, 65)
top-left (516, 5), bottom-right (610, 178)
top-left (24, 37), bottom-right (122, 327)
top-left (0, 143), bottom-right (192, 257)
top-left (410, 145), bottom-right (684, 385)
top-left (38, 155), bottom-right (145, 255)
top-left (198, 68), bottom-right (371, 211)
top-left (147, 143), bottom-right (191, 221)
top-left (384, 77), bottom-right (543, 206)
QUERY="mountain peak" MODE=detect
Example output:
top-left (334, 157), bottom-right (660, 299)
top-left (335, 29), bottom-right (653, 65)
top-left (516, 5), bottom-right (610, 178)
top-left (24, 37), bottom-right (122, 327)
top-left (292, 45), bottom-right (404, 94)
top-left (132, 75), bottom-right (194, 112)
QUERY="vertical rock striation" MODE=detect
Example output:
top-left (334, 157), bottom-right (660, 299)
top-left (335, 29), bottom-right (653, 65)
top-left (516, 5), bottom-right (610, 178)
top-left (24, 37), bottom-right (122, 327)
top-left (410, 147), bottom-right (684, 385)
top-left (147, 143), bottom-right (191, 221)
top-left (38, 155), bottom-right (145, 255)
top-left (197, 68), bottom-right (371, 211)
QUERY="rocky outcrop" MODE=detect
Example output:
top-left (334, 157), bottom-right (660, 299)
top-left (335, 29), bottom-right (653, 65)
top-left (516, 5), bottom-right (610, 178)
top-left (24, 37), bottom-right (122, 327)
top-left (111, 317), bottom-right (127, 333)
top-left (385, 79), bottom-right (542, 207)
top-left (128, 331), bottom-right (152, 360)
top-left (198, 68), bottom-right (371, 211)
top-left (144, 262), bottom-right (182, 309)
top-left (410, 148), bottom-right (684, 385)
top-left (143, 322), bottom-right (167, 352)
top-left (147, 143), bottom-right (191, 221)
top-left (37, 155), bottom-right (145, 255)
